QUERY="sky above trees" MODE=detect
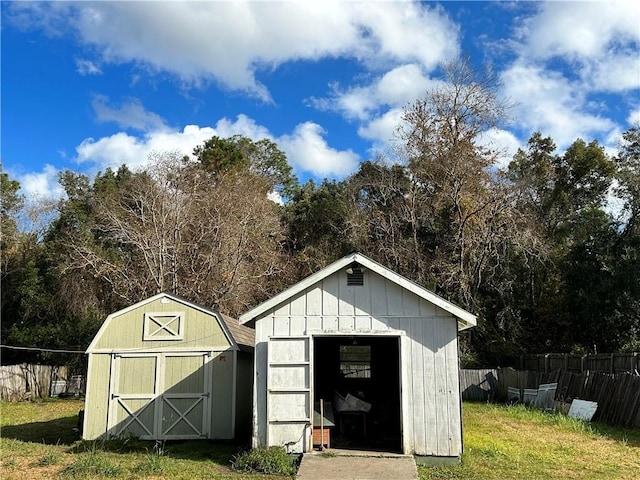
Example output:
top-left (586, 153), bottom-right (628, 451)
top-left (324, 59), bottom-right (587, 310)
top-left (2, 1), bottom-right (639, 199)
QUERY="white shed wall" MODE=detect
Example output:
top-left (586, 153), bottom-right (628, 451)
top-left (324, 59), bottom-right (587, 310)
top-left (252, 270), bottom-right (462, 457)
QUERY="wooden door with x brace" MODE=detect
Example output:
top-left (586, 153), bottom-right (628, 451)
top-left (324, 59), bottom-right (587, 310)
top-left (107, 352), bottom-right (212, 440)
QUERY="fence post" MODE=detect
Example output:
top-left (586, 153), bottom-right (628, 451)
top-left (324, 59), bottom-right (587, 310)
top-left (544, 354), bottom-right (550, 374)
top-left (520, 355), bottom-right (524, 371)
top-left (581, 355), bottom-right (587, 373)
top-left (610, 353), bottom-right (615, 374)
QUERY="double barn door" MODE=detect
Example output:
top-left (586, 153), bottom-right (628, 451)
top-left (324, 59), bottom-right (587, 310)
top-left (107, 352), bottom-right (212, 440)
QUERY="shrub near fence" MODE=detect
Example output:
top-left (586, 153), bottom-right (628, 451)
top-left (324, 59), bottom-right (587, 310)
top-left (460, 368), bottom-right (640, 429)
top-left (0, 364), bottom-right (77, 401)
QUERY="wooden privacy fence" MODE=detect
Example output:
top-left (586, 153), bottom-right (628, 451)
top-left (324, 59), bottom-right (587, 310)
top-left (460, 368), bottom-right (640, 428)
top-left (521, 353), bottom-right (640, 374)
top-left (0, 364), bottom-right (84, 401)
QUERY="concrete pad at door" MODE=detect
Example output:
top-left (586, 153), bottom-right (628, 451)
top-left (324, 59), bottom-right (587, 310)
top-left (296, 453), bottom-right (418, 480)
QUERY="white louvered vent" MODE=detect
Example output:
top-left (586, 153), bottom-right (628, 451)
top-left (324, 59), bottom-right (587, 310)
top-left (346, 264), bottom-right (364, 286)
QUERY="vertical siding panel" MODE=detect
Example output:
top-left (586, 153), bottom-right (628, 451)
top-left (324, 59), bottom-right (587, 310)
top-left (338, 315), bottom-right (355, 332)
top-left (398, 319), bottom-right (414, 453)
top-left (410, 318), bottom-right (426, 453)
top-left (289, 316), bottom-right (306, 336)
top-left (399, 334), bottom-right (413, 453)
top-left (306, 316), bottom-right (322, 332)
top-left (354, 278), bottom-right (371, 315)
top-left (322, 316), bottom-right (338, 331)
top-left (211, 351), bottom-right (234, 438)
top-left (433, 318), bottom-right (449, 456)
top-left (386, 317), bottom-right (399, 332)
top-left (290, 293), bottom-right (306, 316)
top-left (445, 322), bottom-right (462, 456)
top-left (419, 298), bottom-right (436, 316)
top-left (387, 282), bottom-right (403, 316)
top-left (354, 315), bottom-right (371, 331)
top-left (322, 276), bottom-right (339, 315)
top-left (338, 276), bottom-right (356, 316)
top-left (254, 318), bottom-right (270, 446)
top-left (306, 285), bottom-right (322, 316)
top-left (370, 274), bottom-right (388, 316)
top-left (423, 318), bottom-right (437, 455)
top-left (84, 354), bottom-right (111, 439)
top-left (273, 316), bottom-right (290, 336)
top-left (370, 317), bottom-right (389, 331)
top-left (275, 302), bottom-right (289, 317)
top-left (403, 290), bottom-right (420, 317)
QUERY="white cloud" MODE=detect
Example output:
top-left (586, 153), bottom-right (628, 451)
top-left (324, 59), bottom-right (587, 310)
top-left (358, 108), bottom-right (405, 145)
top-left (18, 164), bottom-right (65, 199)
top-left (75, 58), bottom-right (102, 75)
top-left (76, 125), bottom-right (217, 170)
top-left (278, 122), bottom-right (360, 178)
top-left (521, 1), bottom-right (639, 60)
top-left (500, 1), bottom-right (639, 156)
top-left (213, 114), bottom-right (271, 141)
top-left (628, 108), bottom-right (640, 126)
top-left (313, 64), bottom-right (439, 121)
top-left (517, 1), bottom-right (640, 95)
top-left (92, 95), bottom-right (168, 132)
top-left (477, 128), bottom-right (522, 171)
top-left (75, 116), bottom-right (360, 179)
top-left (501, 61), bottom-right (615, 150)
top-left (9, 2), bottom-right (458, 99)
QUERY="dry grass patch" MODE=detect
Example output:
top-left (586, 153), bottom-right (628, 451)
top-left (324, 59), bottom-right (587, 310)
top-left (420, 402), bottom-right (640, 480)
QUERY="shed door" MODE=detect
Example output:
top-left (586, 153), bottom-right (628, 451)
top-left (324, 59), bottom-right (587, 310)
top-left (109, 354), bottom-right (159, 439)
top-left (108, 352), bottom-right (212, 440)
top-left (267, 336), bottom-right (311, 452)
top-left (161, 353), bottom-right (211, 439)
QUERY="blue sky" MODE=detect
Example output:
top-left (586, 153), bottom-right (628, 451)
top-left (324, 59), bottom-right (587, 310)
top-left (2, 1), bottom-right (639, 199)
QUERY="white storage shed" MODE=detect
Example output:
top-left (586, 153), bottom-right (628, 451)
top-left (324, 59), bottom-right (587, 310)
top-left (239, 253), bottom-right (476, 460)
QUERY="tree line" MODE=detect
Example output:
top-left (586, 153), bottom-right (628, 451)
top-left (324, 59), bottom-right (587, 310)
top-left (2, 59), bottom-right (639, 367)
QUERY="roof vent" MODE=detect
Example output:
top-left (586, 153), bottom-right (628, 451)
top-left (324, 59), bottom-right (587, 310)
top-left (346, 263), bottom-right (365, 286)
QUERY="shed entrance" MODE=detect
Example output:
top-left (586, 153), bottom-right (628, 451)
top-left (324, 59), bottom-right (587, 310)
top-left (313, 336), bottom-right (401, 452)
top-left (107, 352), bottom-right (212, 440)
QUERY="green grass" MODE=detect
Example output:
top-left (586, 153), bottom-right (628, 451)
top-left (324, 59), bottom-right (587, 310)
top-left (419, 403), bottom-right (640, 480)
top-left (0, 399), bottom-right (292, 479)
top-left (2, 399), bottom-right (639, 479)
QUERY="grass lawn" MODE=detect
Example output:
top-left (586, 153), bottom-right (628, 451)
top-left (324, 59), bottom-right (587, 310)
top-left (420, 402), bottom-right (640, 480)
top-left (1, 399), bottom-right (638, 479)
top-left (0, 398), bottom-right (290, 479)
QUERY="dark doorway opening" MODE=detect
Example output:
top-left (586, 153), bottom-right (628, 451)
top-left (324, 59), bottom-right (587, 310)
top-left (313, 336), bottom-right (401, 452)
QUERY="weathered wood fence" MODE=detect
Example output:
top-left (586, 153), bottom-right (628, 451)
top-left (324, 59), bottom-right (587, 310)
top-left (460, 368), bottom-right (640, 428)
top-left (520, 353), bottom-right (639, 374)
top-left (0, 364), bottom-right (84, 401)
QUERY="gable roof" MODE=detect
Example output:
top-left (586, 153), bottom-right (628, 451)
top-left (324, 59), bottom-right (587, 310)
top-left (239, 252), bottom-right (477, 331)
top-left (86, 292), bottom-right (254, 353)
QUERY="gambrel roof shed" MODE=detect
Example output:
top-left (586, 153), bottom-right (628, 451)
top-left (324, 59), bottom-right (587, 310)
top-left (240, 252), bottom-right (476, 459)
top-left (84, 292), bottom-right (254, 442)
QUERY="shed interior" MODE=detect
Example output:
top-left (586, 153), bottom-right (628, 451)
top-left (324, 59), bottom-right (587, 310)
top-left (313, 336), bottom-right (401, 452)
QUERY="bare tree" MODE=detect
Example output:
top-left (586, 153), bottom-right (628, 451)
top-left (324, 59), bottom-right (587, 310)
top-left (61, 151), bottom-right (289, 317)
top-left (399, 56), bottom-right (512, 306)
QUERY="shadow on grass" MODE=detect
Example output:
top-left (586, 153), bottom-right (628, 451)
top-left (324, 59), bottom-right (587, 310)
top-left (589, 421), bottom-right (640, 448)
top-left (69, 437), bottom-right (250, 468)
top-left (0, 414), bottom-right (80, 445)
